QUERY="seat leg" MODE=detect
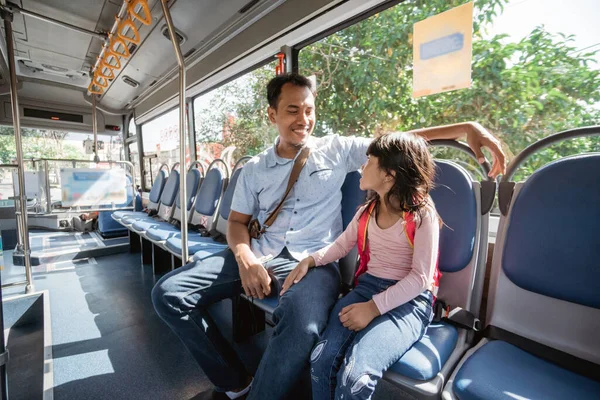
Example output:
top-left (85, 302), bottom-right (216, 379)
top-left (129, 231), bottom-right (141, 253)
top-left (140, 237), bottom-right (152, 264)
top-left (152, 244), bottom-right (173, 275)
top-left (232, 295), bottom-right (266, 343)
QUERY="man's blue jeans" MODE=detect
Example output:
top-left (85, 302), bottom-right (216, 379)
top-left (310, 273), bottom-right (433, 400)
top-left (151, 247), bottom-right (340, 400)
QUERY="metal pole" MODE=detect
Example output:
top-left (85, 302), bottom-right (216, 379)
top-left (160, 0), bottom-right (188, 264)
top-left (2, 9), bottom-right (34, 293)
top-left (6, 2), bottom-right (107, 40)
top-left (44, 160), bottom-right (51, 212)
top-left (92, 95), bottom-right (100, 163)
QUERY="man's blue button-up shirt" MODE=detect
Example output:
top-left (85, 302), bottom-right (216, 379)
top-left (230, 134), bottom-right (371, 261)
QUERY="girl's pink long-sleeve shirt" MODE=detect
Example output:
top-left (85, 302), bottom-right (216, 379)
top-left (310, 205), bottom-right (439, 314)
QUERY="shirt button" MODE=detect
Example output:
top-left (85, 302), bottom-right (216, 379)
top-left (285, 241), bottom-right (290, 244)
top-left (296, 198), bottom-right (300, 202)
top-left (294, 211), bottom-right (297, 214)
top-left (290, 228), bottom-right (294, 231)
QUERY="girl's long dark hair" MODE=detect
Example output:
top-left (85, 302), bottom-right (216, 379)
top-left (365, 132), bottom-right (436, 226)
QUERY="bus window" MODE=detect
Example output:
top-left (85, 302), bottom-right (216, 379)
top-left (141, 108), bottom-right (179, 185)
top-left (298, 0), bottom-right (600, 184)
top-left (193, 59), bottom-right (279, 166)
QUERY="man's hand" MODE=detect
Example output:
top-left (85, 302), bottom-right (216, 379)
top-left (410, 121), bottom-right (507, 178)
top-left (280, 256), bottom-right (315, 295)
top-left (465, 122), bottom-right (506, 178)
top-left (236, 248), bottom-right (271, 299)
top-left (339, 300), bottom-right (381, 332)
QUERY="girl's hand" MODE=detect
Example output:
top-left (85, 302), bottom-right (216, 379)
top-left (280, 256), bottom-right (315, 295)
top-left (339, 300), bottom-right (381, 331)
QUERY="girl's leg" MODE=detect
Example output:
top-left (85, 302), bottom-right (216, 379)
top-left (334, 292), bottom-right (433, 400)
top-left (310, 289), bottom-right (367, 400)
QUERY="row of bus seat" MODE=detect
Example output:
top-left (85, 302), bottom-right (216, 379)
top-left (119, 128), bottom-right (599, 399)
top-left (112, 158), bottom-right (250, 274)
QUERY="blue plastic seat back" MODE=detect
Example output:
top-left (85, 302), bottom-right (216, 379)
top-left (219, 167), bottom-right (243, 221)
top-left (149, 170), bottom-right (167, 204)
top-left (159, 169), bottom-right (180, 207)
top-left (175, 168), bottom-right (202, 211)
top-left (194, 168), bottom-right (224, 216)
top-left (430, 160), bottom-right (477, 273)
top-left (488, 154), bottom-right (600, 364)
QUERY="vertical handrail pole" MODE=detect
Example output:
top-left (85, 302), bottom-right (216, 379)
top-left (92, 95), bottom-right (100, 163)
top-left (44, 160), bottom-right (51, 212)
top-left (2, 8), bottom-right (34, 293)
top-left (160, 0), bottom-right (188, 264)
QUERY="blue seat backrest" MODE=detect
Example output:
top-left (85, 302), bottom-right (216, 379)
top-left (149, 170), bottom-right (167, 204)
top-left (160, 169), bottom-right (180, 207)
top-left (341, 171), bottom-right (366, 229)
top-left (339, 171), bottom-right (367, 287)
top-left (219, 167), bottom-right (243, 220)
top-left (430, 161), bottom-right (477, 273)
top-left (502, 154), bottom-right (600, 309)
top-left (195, 168), bottom-right (225, 216)
top-left (175, 169), bottom-right (202, 211)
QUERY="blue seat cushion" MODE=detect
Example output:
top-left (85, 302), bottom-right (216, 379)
top-left (131, 218), bottom-right (169, 233)
top-left (388, 322), bottom-right (458, 381)
top-left (113, 211), bottom-right (146, 221)
top-left (145, 225), bottom-right (181, 242)
top-left (165, 233), bottom-right (227, 255)
top-left (453, 340), bottom-right (600, 400)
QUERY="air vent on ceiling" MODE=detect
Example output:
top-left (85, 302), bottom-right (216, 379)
top-left (161, 25), bottom-right (186, 44)
top-left (41, 64), bottom-right (69, 73)
top-left (183, 48), bottom-right (196, 58)
top-left (239, 0), bottom-right (260, 13)
top-left (122, 75), bottom-right (140, 88)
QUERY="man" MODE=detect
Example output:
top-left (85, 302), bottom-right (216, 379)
top-left (152, 73), bottom-right (505, 400)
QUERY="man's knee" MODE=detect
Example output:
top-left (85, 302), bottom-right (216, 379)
top-left (151, 273), bottom-right (178, 318)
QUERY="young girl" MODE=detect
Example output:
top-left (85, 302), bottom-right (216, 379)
top-left (280, 132), bottom-right (440, 400)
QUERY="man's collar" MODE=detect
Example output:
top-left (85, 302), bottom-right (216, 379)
top-left (266, 137), bottom-right (315, 168)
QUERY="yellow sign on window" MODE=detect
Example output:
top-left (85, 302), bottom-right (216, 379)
top-left (413, 2), bottom-right (474, 98)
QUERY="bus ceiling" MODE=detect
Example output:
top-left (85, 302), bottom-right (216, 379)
top-left (0, 0), bottom-right (367, 121)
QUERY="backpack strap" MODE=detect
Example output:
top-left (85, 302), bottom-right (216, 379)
top-left (354, 201), bottom-right (376, 285)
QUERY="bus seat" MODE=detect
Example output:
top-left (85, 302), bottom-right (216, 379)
top-left (443, 154), bottom-right (600, 400)
top-left (112, 169), bottom-right (167, 221)
top-left (144, 168), bottom-right (202, 243)
top-left (98, 176), bottom-right (138, 238)
top-left (165, 165), bottom-right (227, 259)
top-left (125, 169), bottom-right (179, 230)
top-left (384, 160), bottom-right (488, 397)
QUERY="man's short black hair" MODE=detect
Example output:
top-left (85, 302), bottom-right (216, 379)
top-left (266, 73), bottom-right (316, 109)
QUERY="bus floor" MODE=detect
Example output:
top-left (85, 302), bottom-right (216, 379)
top-left (1, 250), bottom-right (409, 400)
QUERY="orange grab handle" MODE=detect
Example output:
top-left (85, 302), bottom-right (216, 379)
top-left (110, 35), bottom-right (131, 58)
top-left (97, 64), bottom-right (115, 79)
top-left (128, 0), bottom-right (151, 26)
top-left (93, 74), bottom-right (109, 88)
top-left (102, 50), bottom-right (122, 70)
top-left (117, 18), bottom-right (141, 45)
top-left (88, 82), bottom-right (104, 95)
